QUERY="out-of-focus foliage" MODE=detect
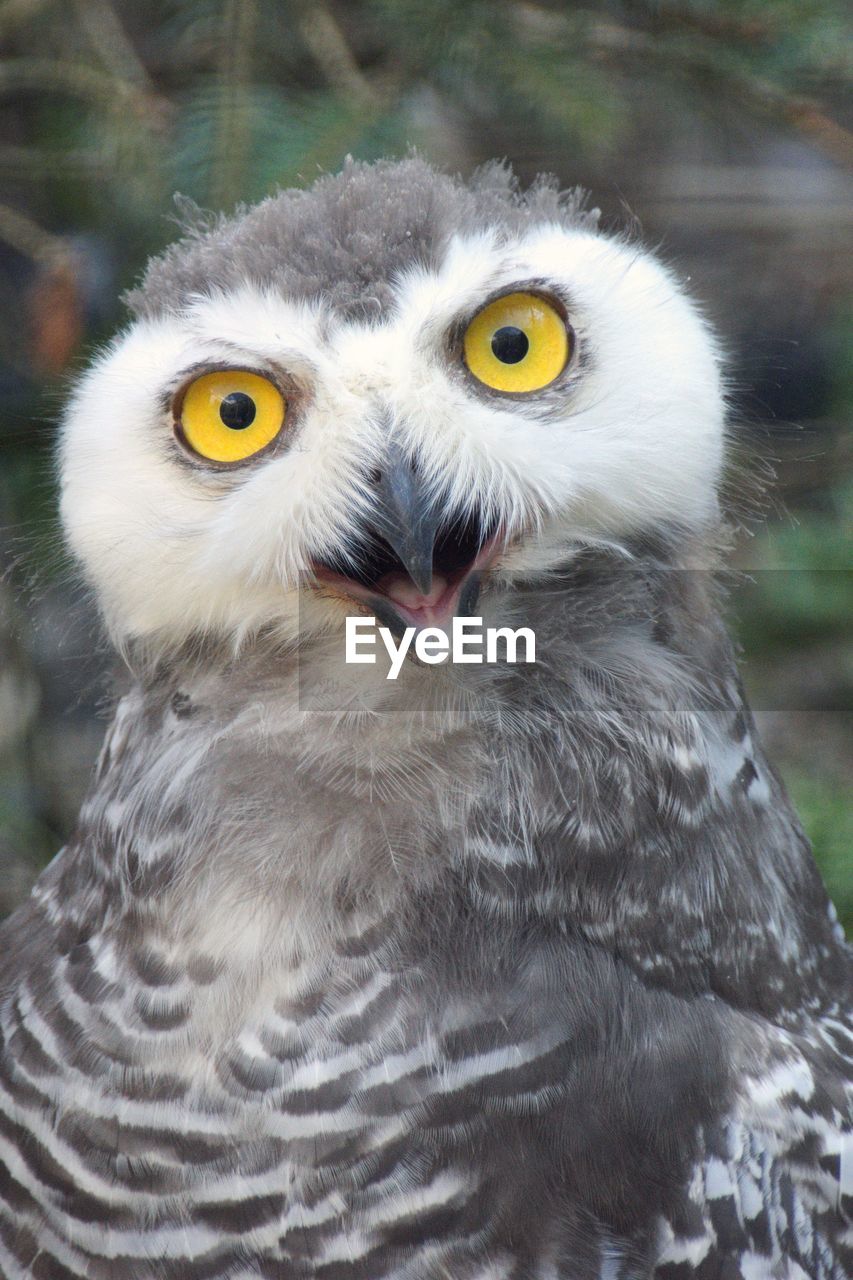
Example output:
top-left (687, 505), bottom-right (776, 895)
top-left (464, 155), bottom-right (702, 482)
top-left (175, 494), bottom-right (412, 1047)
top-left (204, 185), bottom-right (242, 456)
top-left (728, 298), bottom-right (852, 929)
top-left (789, 769), bottom-right (853, 933)
top-left (1, 1), bottom-right (850, 309)
top-left (0, 0), bottom-right (850, 925)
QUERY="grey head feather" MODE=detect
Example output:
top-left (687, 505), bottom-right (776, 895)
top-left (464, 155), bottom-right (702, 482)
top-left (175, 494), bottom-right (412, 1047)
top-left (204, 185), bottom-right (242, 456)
top-left (125, 155), bottom-right (599, 323)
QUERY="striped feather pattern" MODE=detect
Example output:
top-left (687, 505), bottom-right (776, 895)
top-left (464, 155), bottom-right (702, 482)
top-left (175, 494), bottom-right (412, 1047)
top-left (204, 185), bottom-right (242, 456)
top-left (0, 556), bottom-right (849, 1277)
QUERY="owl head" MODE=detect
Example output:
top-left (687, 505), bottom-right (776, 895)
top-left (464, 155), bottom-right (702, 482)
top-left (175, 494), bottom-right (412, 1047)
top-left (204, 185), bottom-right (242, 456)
top-left (60, 157), bottom-right (724, 655)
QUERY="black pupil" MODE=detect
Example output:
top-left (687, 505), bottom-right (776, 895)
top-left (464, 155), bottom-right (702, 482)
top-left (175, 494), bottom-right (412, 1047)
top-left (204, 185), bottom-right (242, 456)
top-left (219, 392), bottom-right (256, 430)
top-left (491, 326), bottom-right (529, 364)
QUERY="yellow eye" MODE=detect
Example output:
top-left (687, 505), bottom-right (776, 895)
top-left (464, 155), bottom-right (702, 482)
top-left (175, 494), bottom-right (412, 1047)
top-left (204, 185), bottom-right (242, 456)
top-left (462, 292), bottom-right (571, 393)
top-left (178, 370), bottom-right (285, 463)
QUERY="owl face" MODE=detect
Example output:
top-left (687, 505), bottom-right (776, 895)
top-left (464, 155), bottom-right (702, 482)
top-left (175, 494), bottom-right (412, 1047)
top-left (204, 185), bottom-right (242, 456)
top-left (60, 161), bottom-right (724, 650)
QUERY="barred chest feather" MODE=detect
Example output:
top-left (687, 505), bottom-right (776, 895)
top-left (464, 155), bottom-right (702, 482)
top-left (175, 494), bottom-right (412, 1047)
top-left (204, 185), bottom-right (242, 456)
top-left (0, 571), bottom-right (850, 1279)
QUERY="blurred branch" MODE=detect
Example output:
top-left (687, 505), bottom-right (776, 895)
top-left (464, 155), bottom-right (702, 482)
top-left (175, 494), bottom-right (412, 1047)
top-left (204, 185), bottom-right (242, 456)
top-left (0, 145), bottom-right (105, 175)
top-left (758, 88), bottom-right (853, 172)
top-left (71, 0), bottom-right (156, 94)
top-left (645, 4), bottom-right (778, 46)
top-left (0, 204), bottom-right (84, 373)
top-left (69, 0), bottom-right (172, 130)
top-left (211, 0), bottom-right (258, 209)
top-left (521, 8), bottom-right (853, 171)
top-left (295, 0), bottom-right (380, 108)
top-left (0, 202), bottom-right (69, 265)
top-left (0, 57), bottom-right (139, 103)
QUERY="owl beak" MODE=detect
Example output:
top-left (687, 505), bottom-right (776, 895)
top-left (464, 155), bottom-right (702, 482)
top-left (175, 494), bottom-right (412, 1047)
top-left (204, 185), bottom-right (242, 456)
top-left (311, 443), bottom-right (501, 632)
top-left (370, 441), bottom-right (438, 595)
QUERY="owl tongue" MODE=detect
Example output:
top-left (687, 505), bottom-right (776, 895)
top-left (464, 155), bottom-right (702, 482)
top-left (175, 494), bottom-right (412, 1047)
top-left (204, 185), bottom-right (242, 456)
top-left (379, 571), bottom-right (456, 627)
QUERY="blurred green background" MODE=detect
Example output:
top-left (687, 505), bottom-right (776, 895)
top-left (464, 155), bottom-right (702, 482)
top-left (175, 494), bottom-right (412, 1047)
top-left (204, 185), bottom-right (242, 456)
top-left (0, 0), bottom-right (850, 927)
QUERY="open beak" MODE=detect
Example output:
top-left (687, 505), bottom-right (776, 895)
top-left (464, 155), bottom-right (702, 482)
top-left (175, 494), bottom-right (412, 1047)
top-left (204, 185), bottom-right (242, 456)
top-left (311, 445), bottom-right (501, 633)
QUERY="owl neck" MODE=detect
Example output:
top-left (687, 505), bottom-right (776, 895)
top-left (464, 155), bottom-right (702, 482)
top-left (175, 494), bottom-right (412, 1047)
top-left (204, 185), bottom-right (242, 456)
top-left (60, 543), bottom-right (845, 1017)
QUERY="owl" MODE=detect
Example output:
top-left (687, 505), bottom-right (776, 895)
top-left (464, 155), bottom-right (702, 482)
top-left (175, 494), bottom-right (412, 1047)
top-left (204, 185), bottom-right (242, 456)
top-left (0, 157), bottom-right (849, 1280)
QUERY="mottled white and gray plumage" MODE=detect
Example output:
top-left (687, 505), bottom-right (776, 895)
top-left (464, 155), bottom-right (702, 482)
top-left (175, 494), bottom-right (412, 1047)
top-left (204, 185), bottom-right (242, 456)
top-left (0, 157), bottom-right (849, 1280)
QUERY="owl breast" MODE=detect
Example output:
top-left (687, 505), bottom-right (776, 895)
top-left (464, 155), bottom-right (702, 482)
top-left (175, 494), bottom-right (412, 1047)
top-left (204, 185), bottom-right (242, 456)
top-left (1, 896), bottom-right (568, 1277)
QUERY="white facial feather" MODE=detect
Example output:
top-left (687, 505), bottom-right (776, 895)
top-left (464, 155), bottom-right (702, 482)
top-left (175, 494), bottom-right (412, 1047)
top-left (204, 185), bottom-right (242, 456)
top-left (60, 222), bottom-right (725, 646)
